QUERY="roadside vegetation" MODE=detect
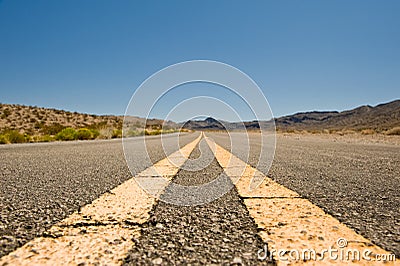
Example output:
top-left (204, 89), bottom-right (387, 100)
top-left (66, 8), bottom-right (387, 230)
top-left (0, 126), bottom-right (185, 144)
top-left (0, 103), bottom-right (185, 144)
top-left (124, 128), bottom-right (185, 137)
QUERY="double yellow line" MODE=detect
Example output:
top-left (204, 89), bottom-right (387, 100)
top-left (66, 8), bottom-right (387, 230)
top-left (1, 133), bottom-right (395, 265)
top-left (0, 134), bottom-right (201, 266)
top-left (205, 135), bottom-right (395, 265)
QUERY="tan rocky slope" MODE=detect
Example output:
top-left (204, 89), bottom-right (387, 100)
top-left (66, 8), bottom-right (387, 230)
top-left (0, 103), bottom-right (122, 136)
top-left (0, 103), bottom-right (179, 143)
top-left (275, 99), bottom-right (400, 132)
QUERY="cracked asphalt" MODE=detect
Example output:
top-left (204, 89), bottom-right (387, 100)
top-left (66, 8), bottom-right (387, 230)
top-left (207, 132), bottom-right (400, 257)
top-left (0, 133), bottom-right (198, 257)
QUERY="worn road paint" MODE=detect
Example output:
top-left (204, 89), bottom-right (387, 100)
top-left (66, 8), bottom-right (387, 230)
top-left (0, 134), bottom-right (201, 266)
top-left (205, 135), bottom-right (396, 265)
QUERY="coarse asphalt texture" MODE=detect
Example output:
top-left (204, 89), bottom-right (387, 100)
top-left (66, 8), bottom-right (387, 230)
top-left (123, 138), bottom-right (274, 265)
top-left (207, 132), bottom-right (400, 257)
top-left (1, 131), bottom-right (398, 261)
top-left (0, 133), bottom-right (199, 257)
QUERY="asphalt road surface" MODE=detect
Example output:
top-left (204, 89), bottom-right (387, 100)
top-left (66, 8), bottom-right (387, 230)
top-left (0, 132), bottom-right (199, 257)
top-left (124, 140), bottom-right (273, 265)
top-left (207, 132), bottom-right (400, 257)
top-left (0, 131), bottom-right (399, 262)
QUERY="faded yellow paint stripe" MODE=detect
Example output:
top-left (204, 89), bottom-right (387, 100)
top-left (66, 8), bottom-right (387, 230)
top-left (205, 136), bottom-right (396, 265)
top-left (0, 134), bottom-right (201, 266)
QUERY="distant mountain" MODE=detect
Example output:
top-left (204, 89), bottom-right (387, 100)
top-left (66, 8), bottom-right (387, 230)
top-left (275, 99), bottom-right (400, 131)
top-left (182, 100), bottom-right (400, 132)
top-left (181, 117), bottom-right (274, 131)
top-left (182, 117), bottom-right (226, 130)
top-left (2, 99), bottom-right (399, 138)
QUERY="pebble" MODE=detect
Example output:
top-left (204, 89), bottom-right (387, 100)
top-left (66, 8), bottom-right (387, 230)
top-left (151, 257), bottom-right (163, 265)
top-left (155, 223), bottom-right (164, 229)
top-left (232, 257), bottom-right (242, 264)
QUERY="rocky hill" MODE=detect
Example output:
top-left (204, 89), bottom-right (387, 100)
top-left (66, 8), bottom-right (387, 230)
top-left (0, 103), bottom-right (179, 143)
top-left (275, 99), bottom-right (400, 132)
top-left (182, 99), bottom-right (400, 134)
top-left (0, 103), bottom-right (121, 135)
top-left (1, 99), bottom-right (399, 144)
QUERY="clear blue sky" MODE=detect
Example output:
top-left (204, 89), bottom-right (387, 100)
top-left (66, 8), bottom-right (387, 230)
top-left (0, 0), bottom-right (399, 120)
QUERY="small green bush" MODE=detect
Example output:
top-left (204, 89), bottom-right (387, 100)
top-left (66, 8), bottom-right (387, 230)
top-left (24, 134), bottom-right (32, 143)
top-left (145, 129), bottom-right (162, 135)
top-left (55, 128), bottom-right (76, 141)
top-left (0, 134), bottom-right (8, 144)
top-left (111, 129), bottom-right (122, 138)
top-left (163, 129), bottom-right (177, 134)
top-left (31, 135), bottom-right (53, 142)
top-left (75, 128), bottom-right (93, 140)
top-left (42, 135), bottom-right (54, 142)
top-left (6, 130), bottom-right (26, 143)
top-left (90, 129), bottom-right (100, 139)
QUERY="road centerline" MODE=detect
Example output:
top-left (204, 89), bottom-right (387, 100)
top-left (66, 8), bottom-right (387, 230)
top-left (123, 135), bottom-right (275, 265)
top-left (205, 135), bottom-right (396, 265)
top-left (0, 135), bottom-right (201, 266)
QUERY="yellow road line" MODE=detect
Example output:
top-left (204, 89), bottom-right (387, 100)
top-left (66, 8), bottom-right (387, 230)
top-left (205, 136), bottom-right (396, 265)
top-left (0, 134), bottom-right (201, 266)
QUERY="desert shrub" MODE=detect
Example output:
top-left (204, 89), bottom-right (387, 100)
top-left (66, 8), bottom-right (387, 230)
top-left (41, 135), bottom-right (54, 142)
top-left (0, 134), bottom-right (8, 144)
top-left (30, 135), bottom-right (54, 142)
top-left (34, 121), bottom-right (45, 129)
top-left (24, 128), bottom-right (35, 136)
top-left (125, 129), bottom-right (146, 137)
top-left (361, 129), bottom-right (376, 135)
top-left (111, 129), bottom-right (122, 138)
top-left (71, 128), bottom-right (100, 140)
top-left (97, 128), bottom-right (112, 139)
top-left (385, 127), bottom-right (400, 136)
top-left (115, 120), bottom-right (123, 130)
top-left (163, 129), bottom-right (172, 134)
top-left (75, 128), bottom-right (93, 140)
top-left (55, 128), bottom-right (76, 141)
top-left (1, 108), bottom-right (11, 119)
top-left (145, 129), bottom-right (161, 135)
top-left (6, 130), bottom-right (26, 143)
top-left (41, 123), bottom-right (65, 135)
top-left (90, 129), bottom-right (100, 139)
top-left (143, 129), bottom-right (177, 136)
